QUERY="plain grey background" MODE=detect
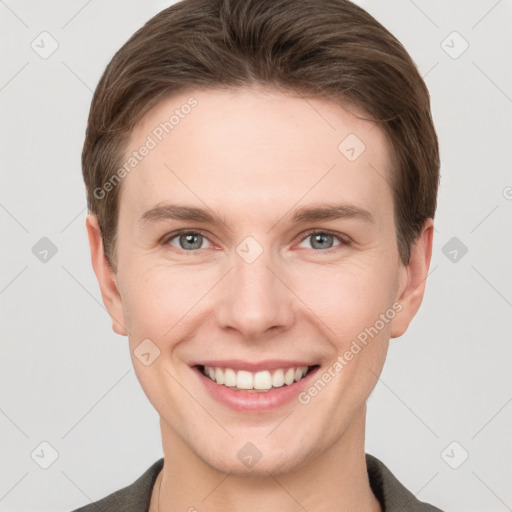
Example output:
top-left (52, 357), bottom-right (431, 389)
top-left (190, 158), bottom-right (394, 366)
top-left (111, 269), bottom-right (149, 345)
top-left (1, 1), bottom-right (511, 511)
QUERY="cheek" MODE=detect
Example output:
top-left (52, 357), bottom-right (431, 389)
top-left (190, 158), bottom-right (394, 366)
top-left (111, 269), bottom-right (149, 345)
top-left (290, 259), bottom-right (400, 343)
top-left (294, 264), bottom-right (398, 410)
top-left (120, 263), bottom-right (214, 344)
top-left (118, 265), bottom-right (212, 409)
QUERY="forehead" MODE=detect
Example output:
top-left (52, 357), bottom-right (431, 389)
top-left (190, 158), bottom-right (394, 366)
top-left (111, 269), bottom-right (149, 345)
top-left (119, 87), bottom-right (392, 224)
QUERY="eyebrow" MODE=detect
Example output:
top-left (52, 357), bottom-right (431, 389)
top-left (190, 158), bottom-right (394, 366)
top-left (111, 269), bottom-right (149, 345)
top-left (139, 204), bottom-right (225, 226)
top-left (139, 202), bottom-right (374, 228)
top-left (291, 203), bottom-right (373, 224)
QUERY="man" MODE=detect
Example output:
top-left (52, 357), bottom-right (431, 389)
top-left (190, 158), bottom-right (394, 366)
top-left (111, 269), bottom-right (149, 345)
top-left (74, 0), bottom-right (443, 510)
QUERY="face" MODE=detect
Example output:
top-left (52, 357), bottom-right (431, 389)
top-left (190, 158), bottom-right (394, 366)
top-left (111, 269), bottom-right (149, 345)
top-left (88, 87), bottom-right (432, 476)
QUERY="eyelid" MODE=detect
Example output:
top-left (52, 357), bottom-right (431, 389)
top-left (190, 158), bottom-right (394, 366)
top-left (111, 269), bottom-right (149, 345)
top-left (294, 228), bottom-right (350, 250)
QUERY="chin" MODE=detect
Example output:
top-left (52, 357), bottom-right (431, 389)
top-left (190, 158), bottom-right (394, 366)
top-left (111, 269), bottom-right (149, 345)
top-left (191, 433), bottom-right (318, 477)
top-left (208, 450), bottom-right (305, 477)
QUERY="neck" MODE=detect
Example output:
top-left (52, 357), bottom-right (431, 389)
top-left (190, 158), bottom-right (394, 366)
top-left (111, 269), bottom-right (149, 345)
top-left (151, 410), bottom-right (380, 512)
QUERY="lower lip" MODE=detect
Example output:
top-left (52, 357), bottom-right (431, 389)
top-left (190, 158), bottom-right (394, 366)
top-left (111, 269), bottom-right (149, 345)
top-left (193, 365), bottom-right (320, 412)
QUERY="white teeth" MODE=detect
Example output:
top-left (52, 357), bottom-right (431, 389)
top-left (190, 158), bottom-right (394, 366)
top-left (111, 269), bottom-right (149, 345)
top-left (253, 370), bottom-right (272, 390)
top-left (236, 370), bottom-right (253, 390)
top-left (224, 368), bottom-right (237, 387)
top-left (284, 368), bottom-right (295, 385)
top-left (202, 365), bottom-right (311, 391)
top-left (272, 369), bottom-right (285, 388)
top-left (215, 367), bottom-right (225, 385)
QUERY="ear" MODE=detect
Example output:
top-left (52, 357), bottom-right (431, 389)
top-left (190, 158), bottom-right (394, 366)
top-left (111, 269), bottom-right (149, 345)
top-left (390, 218), bottom-right (434, 338)
top-left (86, 214), bottom-right (128, 336)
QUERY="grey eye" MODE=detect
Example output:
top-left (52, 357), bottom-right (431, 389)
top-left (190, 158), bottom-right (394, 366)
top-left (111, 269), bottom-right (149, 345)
top-left (310, 233), bottom-right (335, 250)
top-left (297, 232), bottom-right (343, 250)
top-left (169, 232), bottom-right (211, 250)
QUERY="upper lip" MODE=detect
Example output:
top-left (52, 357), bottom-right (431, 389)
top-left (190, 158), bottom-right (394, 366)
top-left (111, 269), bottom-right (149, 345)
top-left (192, 359), bottom-right (317, 372)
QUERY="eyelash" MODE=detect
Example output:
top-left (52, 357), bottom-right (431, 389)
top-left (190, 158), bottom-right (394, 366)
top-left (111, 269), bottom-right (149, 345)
top-left (160, 228), bottom-right (350, 253)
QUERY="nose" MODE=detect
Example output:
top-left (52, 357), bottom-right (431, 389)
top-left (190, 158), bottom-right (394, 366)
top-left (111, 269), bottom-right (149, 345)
top-left (215, 244), bottom-right (295, 339)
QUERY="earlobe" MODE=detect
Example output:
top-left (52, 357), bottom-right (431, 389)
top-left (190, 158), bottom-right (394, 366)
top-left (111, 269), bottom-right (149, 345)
top-left (390, 219), bottom-right (434, 339)
top-left (85, 214), bottom-right (128, 336)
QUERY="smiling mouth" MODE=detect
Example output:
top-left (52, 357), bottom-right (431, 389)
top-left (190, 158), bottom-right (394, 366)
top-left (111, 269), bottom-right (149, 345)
top-left (196, 364), bottom-right (320, 392)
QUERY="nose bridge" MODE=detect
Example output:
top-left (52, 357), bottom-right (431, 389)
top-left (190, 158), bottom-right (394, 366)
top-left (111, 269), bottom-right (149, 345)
top-left (215, 238), bottom-right (294, 337)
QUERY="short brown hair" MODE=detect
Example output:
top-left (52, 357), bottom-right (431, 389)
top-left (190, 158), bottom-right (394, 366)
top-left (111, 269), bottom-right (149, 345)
top-left (82, 0), bottom-right (439, 271)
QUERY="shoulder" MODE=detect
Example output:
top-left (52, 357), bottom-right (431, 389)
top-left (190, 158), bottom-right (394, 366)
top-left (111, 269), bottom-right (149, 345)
top-left (366, 453), bottom-right (444, 512)
top-left (69, 458), bottom-right (164, 512)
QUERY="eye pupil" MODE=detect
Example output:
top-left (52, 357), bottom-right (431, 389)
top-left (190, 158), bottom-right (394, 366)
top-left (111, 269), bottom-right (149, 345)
top-left (180, 233), bottom-right (202, 250)
top-left (311, 233), bottom-right (333, 250)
